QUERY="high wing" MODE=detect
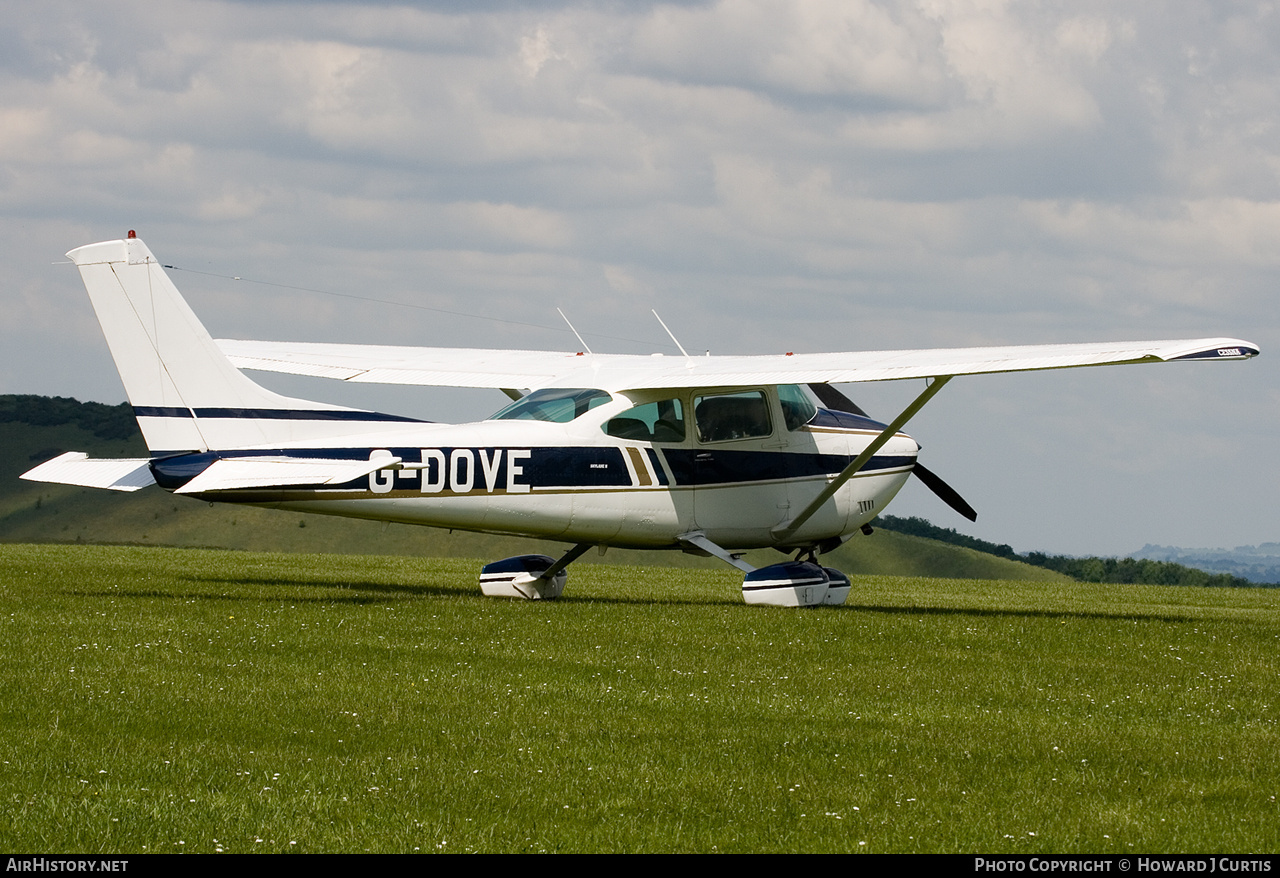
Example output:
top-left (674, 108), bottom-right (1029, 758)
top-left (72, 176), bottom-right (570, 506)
top-left (217, 337), bottom-right (1259, 392)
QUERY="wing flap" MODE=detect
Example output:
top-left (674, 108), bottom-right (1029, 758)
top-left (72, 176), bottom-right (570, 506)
top-left (174, 455), bottom-right (402, 494)
top-left (21, 452), bottom-right (155, 492)
top-left (218, 339), bottom-right (581, 389)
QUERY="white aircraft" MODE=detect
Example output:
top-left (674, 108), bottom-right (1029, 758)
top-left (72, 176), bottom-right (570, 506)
top-left (22, 233), bottom-right (1260, 606)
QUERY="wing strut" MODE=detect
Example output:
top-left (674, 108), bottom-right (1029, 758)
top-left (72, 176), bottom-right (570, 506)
top-left (540, 542), bottom-right (594, 581)
top-left (774, 376), bottom-right (953, 541)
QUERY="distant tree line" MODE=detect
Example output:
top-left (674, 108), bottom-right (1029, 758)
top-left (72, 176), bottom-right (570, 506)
top-left (0, 395), bottom-right (138, 441)
top-left (873, 514), bottom-right (1273, 588)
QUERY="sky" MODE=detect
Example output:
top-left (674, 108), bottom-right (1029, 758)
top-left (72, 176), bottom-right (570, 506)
top-left (1, 0), bottom-right (1276, 557)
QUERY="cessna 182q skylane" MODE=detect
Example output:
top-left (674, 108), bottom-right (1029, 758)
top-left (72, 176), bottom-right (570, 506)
top-left (22, 234), bottom-right (1260, 606)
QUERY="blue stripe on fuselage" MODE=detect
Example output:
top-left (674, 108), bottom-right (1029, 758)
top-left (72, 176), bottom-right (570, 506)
top-left (658, 448), bottom-right (913, 486)
top-left (808, 408), bottom-right (890, 431)
top-left (149, 445), bottom-right (913, 492)
top-left (149, 446), bottom-right (632, 492)
top-left (134, 406), bottom-right (427, 423)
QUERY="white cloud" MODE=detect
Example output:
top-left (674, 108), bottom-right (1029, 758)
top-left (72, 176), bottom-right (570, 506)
top-left (519, 25), bottom-right (570, 79)
top-left (631, 0), bottom-right (951, 104)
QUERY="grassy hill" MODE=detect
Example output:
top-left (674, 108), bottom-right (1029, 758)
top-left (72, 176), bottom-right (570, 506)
top-left (0, 395), bottom-right (1067, 582)
top-left (4, 542), bottom-right (1278, 852)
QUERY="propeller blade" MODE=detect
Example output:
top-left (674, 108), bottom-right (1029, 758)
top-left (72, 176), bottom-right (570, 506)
top-left (808, 383), bottom-right (975, 521)
top-left (912, 462), bottom-right (978, 522)
top-left (808, 383), bottom-right (870, 417)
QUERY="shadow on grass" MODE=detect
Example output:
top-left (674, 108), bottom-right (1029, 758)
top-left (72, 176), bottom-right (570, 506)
top-left (60, 579), bottom-right (1194, 616)
top-left (64, 570), bottom-right (741, 607)
top-left (50, 557), bottom-right (1201, 617)
top-left (553, 593), bottom-right (732, 608)
top-left (850, 602), bottom-right (1197, 624)
top-left (64, 574), bottom-right (475, 602)
top-left (64, 583), bottom-right (737, 607)
top-left (182, 572), bottom-right (474, 598)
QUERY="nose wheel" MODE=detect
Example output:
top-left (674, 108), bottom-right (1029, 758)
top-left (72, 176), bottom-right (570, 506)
top-left (679, 531), bottom-right (851, 607)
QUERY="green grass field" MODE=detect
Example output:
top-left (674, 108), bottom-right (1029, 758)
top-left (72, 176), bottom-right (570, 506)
top-left (1, 543), bottom-right (1277, 853)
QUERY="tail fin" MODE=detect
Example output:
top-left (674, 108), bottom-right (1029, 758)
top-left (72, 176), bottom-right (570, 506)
top-left (68, 235), bottom-right (408, 453)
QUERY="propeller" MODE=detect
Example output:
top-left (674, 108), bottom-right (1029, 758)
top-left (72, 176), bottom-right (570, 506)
top-left (807, 382), bottom-right (870, 417)
top-left (910, 461), bottom-right (977, 522)
top-left (808, 383), bottom-right (977, 522)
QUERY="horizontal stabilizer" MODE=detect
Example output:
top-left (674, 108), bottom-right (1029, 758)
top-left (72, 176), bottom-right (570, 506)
top-left (21, 452), bottom-right (155, 492)
top-left (174, 455), bottom-right (402, 494)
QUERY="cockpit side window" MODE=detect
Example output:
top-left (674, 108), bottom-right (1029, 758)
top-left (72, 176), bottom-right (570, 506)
top-left (694, 390), bottom-right (772, 443)
top-left (778, 384), bottom-right (818, 431)
top-left (490, 388), bottom-right (612, 423)
top-left (603, 398), bottom-right (686, 443)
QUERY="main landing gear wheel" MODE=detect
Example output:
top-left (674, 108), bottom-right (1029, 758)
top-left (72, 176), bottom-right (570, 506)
top-left (478, 555), bottom-right (566, 600)
top-left (478, 543), bottom-right (592, 600)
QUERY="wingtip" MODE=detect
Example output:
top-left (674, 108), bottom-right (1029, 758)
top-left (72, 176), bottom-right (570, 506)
top-left (1168, 340), bottom-right (1260, 361)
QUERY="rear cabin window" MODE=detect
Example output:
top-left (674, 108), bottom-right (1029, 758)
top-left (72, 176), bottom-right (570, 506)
top-left (694, 391), bottom-right (772, 442)
top-left (603, 398), bottom-right (686, 443)
top-left (490, 388), bottom-right (612, 423)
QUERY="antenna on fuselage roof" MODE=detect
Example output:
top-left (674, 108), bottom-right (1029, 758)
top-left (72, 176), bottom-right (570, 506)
top-left (556, 308), bottom-right (592, 354)
top-left (651, 310), bottom-right (690, 359)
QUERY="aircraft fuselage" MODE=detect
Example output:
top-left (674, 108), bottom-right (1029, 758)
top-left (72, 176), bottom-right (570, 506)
top-left (148, 391), bottom-right (918, 551)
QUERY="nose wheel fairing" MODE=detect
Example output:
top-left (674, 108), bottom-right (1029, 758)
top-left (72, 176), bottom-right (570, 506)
top-left (741, 561), bottom-right (851, 607)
